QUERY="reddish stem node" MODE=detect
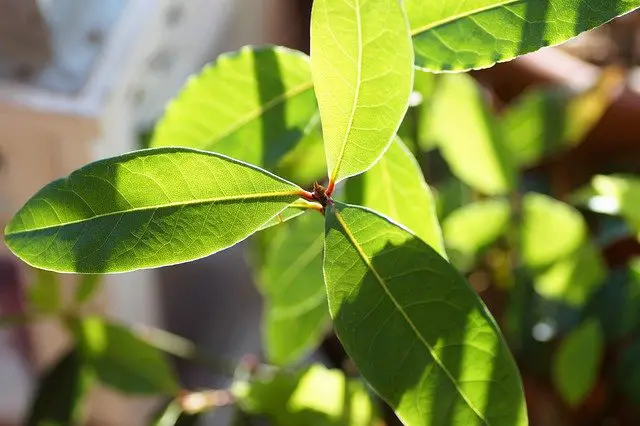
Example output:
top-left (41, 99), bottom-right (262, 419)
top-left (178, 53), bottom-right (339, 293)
top-left (326, 180), bottom-right (335, 197)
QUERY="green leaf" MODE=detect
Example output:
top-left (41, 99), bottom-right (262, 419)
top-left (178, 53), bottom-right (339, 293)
top-left (151, 46), bottom-right (317, 174)
top-left (430, 74), bottom-right (516, 195)
top-left (28, 269), bottom-right (60, 313)
top-left (591, 174), bottom-right (640, 236)
top-left (405, 0), bottom-right (640, 72)
top-left (5, 148), bottom-right (303, 273)
top-left (345, 138), bottom-right (446, 257)
top-left (443, 198), bottom-right (511, 255)
top-left (552, 319), bottom-right (603, 406)
top-left (311, 0), bottom-right (414, 185)
top-left (434, 178), bottom-right (473, 220)
top-left (75, 274), bottom-right (102, 305)
top-left (27, 349), bottom-right (94, 426)
top-left (501, 68), bottom-right (623, 166)
top-left (414, 72), bottom-right (439, 152)
top-left (534, 242), bottom-right (606, 308)
top-left (258, 212), bottom-right (329, 365)
top-left (75, 317), bottom-right (178, 395)
top-left (521, 193), bottom-right (587, 269)
top-left (151, 400), bottom-right (202, 426)
top-left (617, 334), bottom-right (640, 403)
top-left (235, 364), bottom-right (378, 426)
top-left (323, 202), bottom-right (527, 426)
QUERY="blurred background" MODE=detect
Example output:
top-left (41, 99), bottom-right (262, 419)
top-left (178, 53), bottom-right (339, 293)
top-left (0, 1), bottom-right (640, 426)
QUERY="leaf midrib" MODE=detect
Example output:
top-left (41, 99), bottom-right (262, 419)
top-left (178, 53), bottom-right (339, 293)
top-left (329, 0), bottom-right (363, 184)
top-left (207, 81), bottom-right (314, 147)
top-left (410, 0), bottom-right (525, 36)
top-left (7, 190), bottom-right (301, 236)
top-left (332, 208), bottom-right (489, 425)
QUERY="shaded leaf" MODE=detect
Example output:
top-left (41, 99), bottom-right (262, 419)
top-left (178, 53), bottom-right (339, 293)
top-left (406, 0), bottom-right (640, 72)
top-left (5, 148), bottom-right (303, 273)
top-left (430, 74), bottom-right (516, 195)
top-left (443, 198), bottom-right (511, 255)
top-left (552, 319), bottom-right (603, 406)
top-left (311, 0), bottom-right (414, 184)
top-left (258, 212), bottom-right (329, 365)
top-left (501, 67), bottom-right (623, 166)
top-left (28, 269), bottom-right (60, 313)
top-left (274, 115), bottom-right (327, 183)
top-left (324, 202), bottom-right (527, 426)
top-left (75, 274), bottom-right (102, 305)
top-left (534, 242), bottom-right (606, 308)
top-left (27, 349), bottom-right (94, 426)
top-left (235, 364), bottom-right (377, 426)
top-left (75, 317), bottom-right (178, 395)
top-left (434, 178), bottom-right (473, 220)
top-left (151, 46), bottom-right (317, 175)
top-left (521, 193), bottom-right (587, 269)
top-left (617, 334), bottom-right (640, 403)
top-left (344, 138), bottom-right (446, 257)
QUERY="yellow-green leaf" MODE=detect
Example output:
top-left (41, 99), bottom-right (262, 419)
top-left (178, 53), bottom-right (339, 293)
top-left (311, 0), bottom-right (414, 185)
top-left (5, 148), bottom-right (303, 273)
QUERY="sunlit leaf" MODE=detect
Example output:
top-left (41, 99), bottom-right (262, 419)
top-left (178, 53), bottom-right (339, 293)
top-left (534, 242), bottom-right (606, 307)
top-left (324, 202), bottom-right (527, 426)
top-left (151, 46), bottom-right (317, 175)
top-left (345, 138), bottom-right (446, 257)
top-left (521, 193), bottom-right (587, 269)
top-left (405, 0), bottom-right (640, 72)
top-left (552, 319), bottom-right (603, 406)
top-left (258, 213), bottom-right (329, 365)
top-left (311, 0), bottom-right (414, 184)
top-left (443, 198), bottom-right (511, 256)
top-left (501, 67), bottom-right (623, 166)
top-left (5, 148), bottom-right (303, 273)
top-left (75, 317), bottom-right (178, 395)
top-left (235, 364), bottom-right (378, 426)
top-left (591, 174), bottom-right (640, 236)
top-left (28, 269), bottom-right (60, 314)
top-left (430, 74), bottom-right (516, 195)
top-left (27, 349), bottom-right (94, 426)
top-left (273, 115), bottom-right (327, 183)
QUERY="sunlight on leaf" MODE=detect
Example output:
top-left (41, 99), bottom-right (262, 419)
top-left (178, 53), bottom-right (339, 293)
top-left (324, 202), bottom-right (527, 426)
top-left (405, 0), bottom-right (640, 72)
top-left (151, 46), bottom-right (318, 177)
top-left (521, 193), bottom-right (587, 269)
top-left (311, 0), bottom-right (414, 185)
top-left (552, 319), bottom-right (603, 406)
top-left (4, 148), bottom-right (303, 273)
top-left (28, 269), bottom-right (60, 314)
top-left (430, 74), bottom-right (516, 195)
top-left (443, 198), bottom-right (511, 255)
top-left (345, 138), bottom-right (446, 257)
top-left (591, 174), bottom-right (640, 237)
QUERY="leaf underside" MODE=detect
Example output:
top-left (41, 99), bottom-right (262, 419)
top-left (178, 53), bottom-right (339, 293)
top-left (311, 0), bottom-right (414, 184)
top-left (5, 148), bottom-right (301, 273)
top-left (323, 202), bottom-right (527, 426)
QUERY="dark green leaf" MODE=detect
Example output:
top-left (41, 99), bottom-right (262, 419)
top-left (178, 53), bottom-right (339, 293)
top-left (75, 317), bottom-right (178, 395)
top-left (323, 202), bottom-right (527, 426)
top-left (27, 349), bottom-right (94, 426)
top-left (552, 319), bottom-right (603, 406)
top-left (406, 0), bottom-right (640, 72)
top-left (5, 148), bottom-right (303, 273)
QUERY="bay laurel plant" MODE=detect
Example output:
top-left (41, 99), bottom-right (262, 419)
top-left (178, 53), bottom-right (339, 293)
top-left (5, 0), bottom-right (640, 425)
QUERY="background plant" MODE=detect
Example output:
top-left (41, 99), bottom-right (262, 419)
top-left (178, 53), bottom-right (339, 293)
top-left (3, 1), bottom-right (640, 425)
